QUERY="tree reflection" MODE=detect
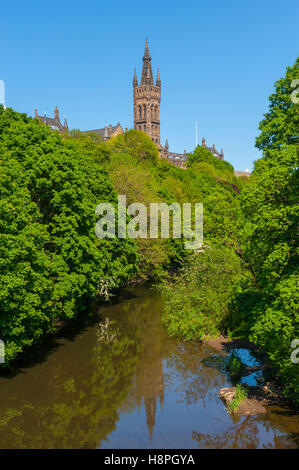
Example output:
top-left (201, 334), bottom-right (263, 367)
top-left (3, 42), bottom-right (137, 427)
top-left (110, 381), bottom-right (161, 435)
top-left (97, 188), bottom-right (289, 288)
top-left (0, 316), bottom-right (138, 448)
top-left (0, 287), bottom-right (297, 449)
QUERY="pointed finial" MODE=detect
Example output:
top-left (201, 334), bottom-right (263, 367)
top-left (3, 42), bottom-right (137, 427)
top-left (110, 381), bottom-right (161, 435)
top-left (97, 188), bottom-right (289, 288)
top-left (34, 108), bottom-right (38, 118)
top-left (141, 37), bottom-right (153, 85)
top-left (64, 115), bottom-right (68, 130)
top-left (156, 67), bottom-right (161, 87)
top-left (202, 137), bottom-right (206, 147)
top-left (165, 137), bottom-right (169, 150)
top-left (144, 37), bottom-right (150, 57)
top-left (133, 68), bottom-right (138, 87)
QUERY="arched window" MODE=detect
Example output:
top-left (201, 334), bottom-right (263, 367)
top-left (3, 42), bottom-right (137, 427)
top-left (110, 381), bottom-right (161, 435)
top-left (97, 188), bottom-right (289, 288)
top-left (143, 104), bottom-right (147, 119)
top-left (138, 105), bottom-right (142, 119)
top-left (154, 105), bottom-right (157, 120)
top-left (151, 104), bottom-right (154, 119)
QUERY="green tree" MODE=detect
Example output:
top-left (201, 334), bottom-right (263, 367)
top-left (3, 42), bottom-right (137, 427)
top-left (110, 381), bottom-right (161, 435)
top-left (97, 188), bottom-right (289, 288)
top-left (256, 57), bottom-right (299, 152)
top-left (186, 145), bottom-right (234, 174)
top-left (0, 106), bottom-right (138, 365)
top-left (238, 59), bottom-right (299, 402)
top-left (107, 129), bottom-right (159, 164)
top-left (160, 247), bottom-right (246, 341)
top-left (240, 144), bottom-right (299, 401)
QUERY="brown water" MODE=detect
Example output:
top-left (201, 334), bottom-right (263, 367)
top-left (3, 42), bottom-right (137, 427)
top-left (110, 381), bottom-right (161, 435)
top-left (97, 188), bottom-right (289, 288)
top-left (0, 287), bottom-right (298, 449)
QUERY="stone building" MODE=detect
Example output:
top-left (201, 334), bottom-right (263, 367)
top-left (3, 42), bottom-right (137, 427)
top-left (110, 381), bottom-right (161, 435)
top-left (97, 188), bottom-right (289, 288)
top-left (83, 122), bottom-right (124, 141)
top-left (35, 40), bottom-right (249, 175)
top-left (34, 106), bottom-right (68, 133)
top-left (133, 40), bottom-right (225, 166)
top-left (133, 38), bottom-right (168, 159)
top-left (166, 137), bottom-right (224, 168)
top-left (201, 137), bottom-right (224, 160)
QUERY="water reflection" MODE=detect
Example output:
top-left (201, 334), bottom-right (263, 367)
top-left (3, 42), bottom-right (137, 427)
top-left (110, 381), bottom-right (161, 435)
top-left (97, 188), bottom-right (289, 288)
top-left (0, 287), bottom-right (297, 449)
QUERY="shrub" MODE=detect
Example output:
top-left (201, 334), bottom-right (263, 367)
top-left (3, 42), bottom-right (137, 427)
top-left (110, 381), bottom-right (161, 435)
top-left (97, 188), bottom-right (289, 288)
top-left (160, 247), bottom-right (246, 341)
top-left (228, 384), bottom-right (248, 413)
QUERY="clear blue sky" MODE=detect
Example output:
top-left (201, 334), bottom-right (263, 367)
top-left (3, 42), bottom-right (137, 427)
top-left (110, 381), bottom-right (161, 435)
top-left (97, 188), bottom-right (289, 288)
top-left (1, 0), bottom-right (298, 171)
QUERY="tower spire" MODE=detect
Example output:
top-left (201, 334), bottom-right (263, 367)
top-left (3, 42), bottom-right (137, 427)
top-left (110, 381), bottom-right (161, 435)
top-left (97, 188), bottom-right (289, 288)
top-left (144, 37), bottom-right (150, 57)
top-left (133, 39), bottom-right (161, 147)
top-left (133, 68), bottom-right (138, 87)
top-left (156, 67), bottom-right (161, 87)
top-left (141, 38), bottom-right (154, 85)
top-left (64, 115), bottom-right (68, 131)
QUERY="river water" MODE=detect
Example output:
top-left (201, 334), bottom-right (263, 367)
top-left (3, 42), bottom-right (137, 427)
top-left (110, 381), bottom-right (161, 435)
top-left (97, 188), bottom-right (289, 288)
top-left (0, 287), bottom-right (298, 449)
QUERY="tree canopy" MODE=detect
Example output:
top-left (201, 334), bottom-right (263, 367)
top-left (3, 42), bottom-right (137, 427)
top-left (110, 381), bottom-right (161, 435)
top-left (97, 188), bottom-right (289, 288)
top-left (256, 57), bottom-right (299, 152)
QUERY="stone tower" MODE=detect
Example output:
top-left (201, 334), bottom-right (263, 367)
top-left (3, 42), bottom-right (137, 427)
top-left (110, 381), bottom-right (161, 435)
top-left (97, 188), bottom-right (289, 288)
top-left (133, 38), bottom-right (161, 146)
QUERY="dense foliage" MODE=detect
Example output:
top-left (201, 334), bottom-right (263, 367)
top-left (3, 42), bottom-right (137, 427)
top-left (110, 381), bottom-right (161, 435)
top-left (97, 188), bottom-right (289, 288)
top-left (161, 247), bottom-right (246, 341)
top-left (0, 107), bottom-right (138, 365)
top-left (160, 58), bottom-right (299, 403)
top-left (238, 159), bottom-right (298, 398)
top-left (186, 145), bottom-right (235, 174)
top-left (238, 58), bottom-right (299, 402)
top-left (256, 57), bottom-right (299, 152)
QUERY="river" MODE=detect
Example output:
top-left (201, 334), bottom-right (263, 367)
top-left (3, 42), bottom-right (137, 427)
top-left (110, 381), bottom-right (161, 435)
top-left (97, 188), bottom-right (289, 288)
top-left (0, 287), bottom-right (298, 449)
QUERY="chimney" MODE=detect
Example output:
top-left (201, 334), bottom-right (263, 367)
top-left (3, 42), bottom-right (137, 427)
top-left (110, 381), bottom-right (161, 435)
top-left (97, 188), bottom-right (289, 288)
top-left (54, 106), bottom-right (59, 122)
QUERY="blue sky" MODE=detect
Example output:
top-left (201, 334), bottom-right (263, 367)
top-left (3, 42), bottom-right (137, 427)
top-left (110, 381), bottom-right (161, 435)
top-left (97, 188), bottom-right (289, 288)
top-left (1, 0), bottom-right (298, 170)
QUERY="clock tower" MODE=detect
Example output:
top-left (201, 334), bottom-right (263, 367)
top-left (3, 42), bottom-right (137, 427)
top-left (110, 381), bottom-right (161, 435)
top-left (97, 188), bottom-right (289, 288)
top-left (133, 39), bottom-right (161, 146)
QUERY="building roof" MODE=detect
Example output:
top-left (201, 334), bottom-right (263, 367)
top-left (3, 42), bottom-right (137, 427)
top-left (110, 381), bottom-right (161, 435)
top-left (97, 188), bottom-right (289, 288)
top-left (83, 123), bottom-right (122, 138)
top-left (167, 152), bottom-right (188, 161)
top-left (207, 145), bottom-right (221, 158)
top-left (38, 115), bottom-right (65, 133)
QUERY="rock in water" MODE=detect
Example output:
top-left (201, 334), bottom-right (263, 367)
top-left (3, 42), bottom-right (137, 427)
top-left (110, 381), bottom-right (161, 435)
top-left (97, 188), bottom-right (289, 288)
top-left (219, 387), bottom-right (267, 416)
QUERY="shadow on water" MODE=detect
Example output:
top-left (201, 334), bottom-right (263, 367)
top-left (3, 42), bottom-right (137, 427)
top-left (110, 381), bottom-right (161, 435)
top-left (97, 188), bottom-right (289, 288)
top-left (0, 289), bottom-right (139, 379)
top-left (0, 286), bottom-right (298, 449)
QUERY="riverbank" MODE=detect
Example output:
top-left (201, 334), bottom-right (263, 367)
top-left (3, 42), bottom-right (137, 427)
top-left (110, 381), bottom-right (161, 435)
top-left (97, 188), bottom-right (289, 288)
top-left (204, 335), bottom-right (297, 411)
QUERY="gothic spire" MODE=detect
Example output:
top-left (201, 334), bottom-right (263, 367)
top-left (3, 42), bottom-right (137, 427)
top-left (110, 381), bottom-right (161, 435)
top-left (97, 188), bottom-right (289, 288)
top-left (133, 68), bottom-right (138, 87)
top-left (141, 38), bottom-right (154, 86)
top-left (144, 37), bottom-right (150, 57)
top-left (156, 67), bottom-right (161, 87)
top-left (64, 116), bottom-right (68, 130)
